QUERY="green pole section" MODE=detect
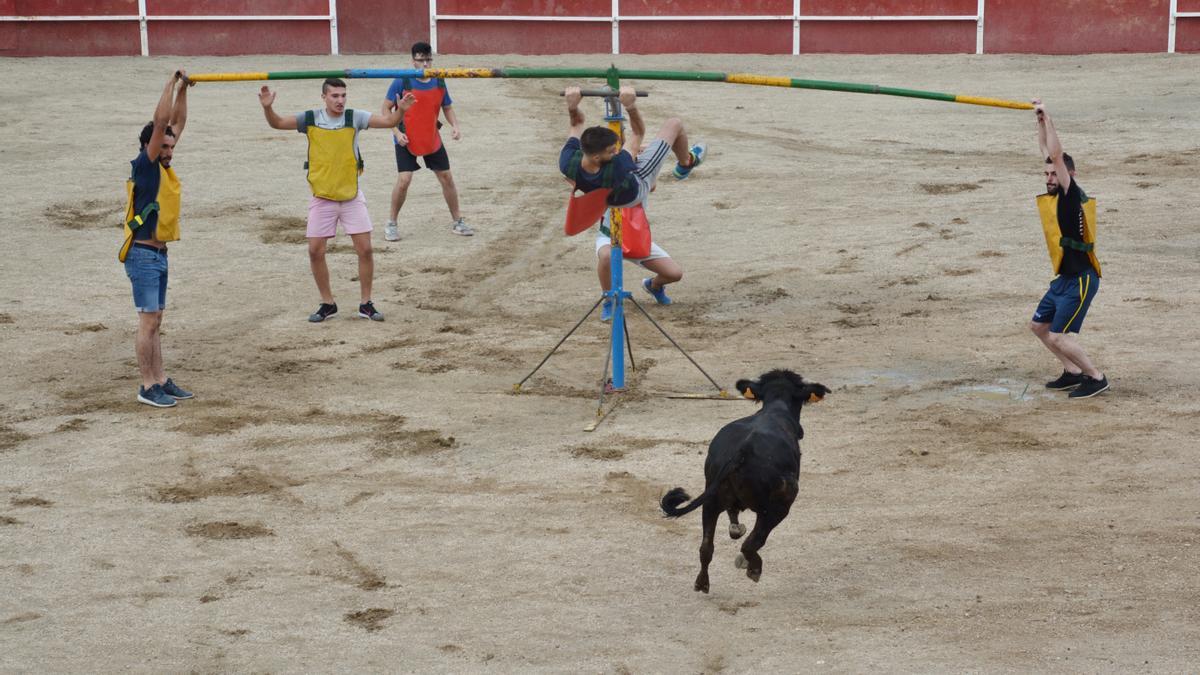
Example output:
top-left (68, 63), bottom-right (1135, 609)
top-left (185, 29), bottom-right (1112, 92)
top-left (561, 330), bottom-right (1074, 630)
top-left (787, 78), bottom-right (957, 102)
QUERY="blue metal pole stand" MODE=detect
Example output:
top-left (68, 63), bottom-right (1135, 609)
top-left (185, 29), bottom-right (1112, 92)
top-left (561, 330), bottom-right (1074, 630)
top-left (603, 83), bottom-right (628, 391)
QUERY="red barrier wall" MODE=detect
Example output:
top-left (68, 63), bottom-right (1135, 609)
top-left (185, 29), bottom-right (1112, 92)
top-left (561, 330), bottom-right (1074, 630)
top-left (1, 0), bottom-right (1193, 56)
top-left (334, 0), bottom-right (428, 55)
top-left (984, 0), bottom-right (1168, 53)
top-left (1177, 0), bottom-right (1200, 52)
top-left (2, 0), bottom-right (140, 55)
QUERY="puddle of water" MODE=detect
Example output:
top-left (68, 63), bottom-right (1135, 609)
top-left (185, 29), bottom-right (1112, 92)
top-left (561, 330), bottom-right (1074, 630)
top-left (954, 382), bottom-right (1054, 402)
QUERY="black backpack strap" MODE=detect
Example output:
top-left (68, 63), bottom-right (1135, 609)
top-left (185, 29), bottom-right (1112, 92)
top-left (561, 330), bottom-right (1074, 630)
top-left (303, 110), bottom-right (315, 131)
top-left (344, 109), bottom-right (354, 128)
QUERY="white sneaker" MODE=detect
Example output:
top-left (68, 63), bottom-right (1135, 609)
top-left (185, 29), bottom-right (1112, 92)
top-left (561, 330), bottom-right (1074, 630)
top-left (451, 218), bottom-right (474, 237)
top-left (384, 220), bottom-right (400, 242)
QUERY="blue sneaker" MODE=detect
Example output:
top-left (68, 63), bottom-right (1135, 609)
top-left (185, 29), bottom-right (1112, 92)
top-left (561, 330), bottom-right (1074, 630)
top-left (642, 278), bottom-right (672, 305)
top-left (161, 378), bottom-right (194, 400)
top-left (672, 142), bottom-right (707, 180)
top-left (600, 298), bottom-right (614, 322)
top-left (137, 384), bottom-right (177, 408)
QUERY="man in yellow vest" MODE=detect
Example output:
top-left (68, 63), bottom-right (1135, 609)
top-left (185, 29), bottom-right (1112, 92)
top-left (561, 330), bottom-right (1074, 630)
top-left (124, 70), bottom-right (193, 408)
top-left (259, 79), bottom-right (413, 322)
top-left (1030, 101), bottom-right (1108, 399)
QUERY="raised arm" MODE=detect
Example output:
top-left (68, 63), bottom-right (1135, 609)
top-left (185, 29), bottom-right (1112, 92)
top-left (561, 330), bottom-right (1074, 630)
top-left (146, 72), bottom-right (180, 161)
top-left (619, 86), bottom-right (644, 157)
top-left (1032, 98), bottom-right (1049, 160)
top-left (370, 91), bottom-right (415, 129)
top-left (259, 86), bottom-right (298, 130)
top-left (565, 86), bottom-right (585, 139)
top-left (1034, 100), bottom-right (1071, 192)
top-left (168, 70), bottom-right (194, 143)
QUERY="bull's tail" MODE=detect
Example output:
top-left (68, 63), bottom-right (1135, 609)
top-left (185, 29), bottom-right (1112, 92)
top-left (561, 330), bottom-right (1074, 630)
top-left (660, 487), bottom-right (704, 518)
top-left (660, 447), bottom-right (747, 519)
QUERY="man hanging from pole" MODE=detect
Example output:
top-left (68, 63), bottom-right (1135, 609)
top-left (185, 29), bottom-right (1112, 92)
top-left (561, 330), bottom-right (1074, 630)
top-left (559, 85), bottom-right (707, 212)
top-left (590, 88), bottom-right (683, 321)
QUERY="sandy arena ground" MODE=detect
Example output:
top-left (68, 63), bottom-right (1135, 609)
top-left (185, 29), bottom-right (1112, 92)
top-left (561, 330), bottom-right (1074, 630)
top-left (1, 52), bottom-right (1198, 672)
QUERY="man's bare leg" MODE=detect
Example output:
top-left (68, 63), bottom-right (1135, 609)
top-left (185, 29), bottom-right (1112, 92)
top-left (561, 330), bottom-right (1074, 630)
top-left (308, 237), bottom-right (334, 304)
top-left (136, 311), bottom-right (163, 389)
top-left (434, 170), bottom-right (462, 221)
top-left (642, 257), bottom-right (682, 291)
top-left (390, 171), bottom-right (414, 222)
top-left (656, 118), bottom-right (694, 167)
top-left (1047, 331), bottom-right (1102, 380)
top-left (350, 232), bottom-right (374, 304)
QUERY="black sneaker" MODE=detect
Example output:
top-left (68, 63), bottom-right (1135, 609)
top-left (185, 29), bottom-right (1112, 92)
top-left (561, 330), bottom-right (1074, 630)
top-left (1045, 370), bottom-right (1085, 390)
top-left (308, 303), bottom-right (338, 323)
top-left (357, 301), bottom-right (384, 322)
top-left (1069, 375), bottom-right (1109, 399)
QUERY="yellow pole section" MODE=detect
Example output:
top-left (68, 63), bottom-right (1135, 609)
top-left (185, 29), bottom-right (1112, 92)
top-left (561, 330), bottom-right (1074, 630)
top-left (188, 72), bottom-right (271, 82)
top-left (954, 95), bottom-right (1035, 110)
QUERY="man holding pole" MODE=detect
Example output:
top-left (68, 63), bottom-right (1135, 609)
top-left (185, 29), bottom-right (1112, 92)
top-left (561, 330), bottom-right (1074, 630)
top-left (1029, 100), bottom-right (1108, 399)
top-left (122, 69), bottom-right (193, 408)
top-left (259, 79), bottom-right (412, 322)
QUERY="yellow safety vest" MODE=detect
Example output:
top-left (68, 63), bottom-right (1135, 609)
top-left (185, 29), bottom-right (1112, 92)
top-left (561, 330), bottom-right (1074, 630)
top-left (305, 109), bottom-right (363, 202)
top-left (119, 164), bottom-right (180, 262)
top-left (1036, 191), bottom-right (1101, 277)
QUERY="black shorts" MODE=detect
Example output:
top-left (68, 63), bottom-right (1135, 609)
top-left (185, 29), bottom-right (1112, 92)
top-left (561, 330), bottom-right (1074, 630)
top-left (395, 143), bottom-right (450, 172)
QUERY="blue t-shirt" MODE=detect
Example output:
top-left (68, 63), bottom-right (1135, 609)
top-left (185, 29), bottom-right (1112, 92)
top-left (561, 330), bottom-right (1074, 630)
top-left (130, 150), bottom-right (161, 240)
top-left (558, 137), bottom-right (639, 206)
top-left (384, 78), bottom-right (453, 145)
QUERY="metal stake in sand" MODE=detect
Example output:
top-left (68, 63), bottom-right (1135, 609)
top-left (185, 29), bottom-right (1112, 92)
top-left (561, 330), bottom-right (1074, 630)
top-left (189, 67), bottom-right (1033, 111)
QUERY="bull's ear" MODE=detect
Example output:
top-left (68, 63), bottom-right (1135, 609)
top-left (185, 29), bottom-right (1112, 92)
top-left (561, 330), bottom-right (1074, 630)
top-left (735, 379), bottom-right (759, 401)
top-left (804, 383), bottom-right (831, 403)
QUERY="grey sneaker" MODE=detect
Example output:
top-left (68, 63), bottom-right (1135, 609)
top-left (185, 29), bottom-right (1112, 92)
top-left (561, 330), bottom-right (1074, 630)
top-left (384, 220), bottom-right (400, 242)
top-left (309, 302), bottom-right (338, 323)
top-left (161, 378), bottom-right (194, 400)
top-left (137, 384), bottom-right (177, 408)
top-left (357, 301), bottom-right (384, 322)
top-left (451, 218), bottom-right (474, 236)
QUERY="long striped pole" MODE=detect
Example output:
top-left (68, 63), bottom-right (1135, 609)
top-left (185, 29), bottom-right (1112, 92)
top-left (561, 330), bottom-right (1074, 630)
top-left (188, 67), bottom-right (1032, 110)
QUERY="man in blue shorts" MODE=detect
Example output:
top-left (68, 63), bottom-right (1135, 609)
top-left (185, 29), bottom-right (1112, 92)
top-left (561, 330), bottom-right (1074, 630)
top-left (382, 42), bottom-right (472, 240)
top-left (559, 85), bottom-right (706, 213)
top-left (1029, 100), bottom-right (1108, 399)
top-left (123, 70), bottom-right (194, 408)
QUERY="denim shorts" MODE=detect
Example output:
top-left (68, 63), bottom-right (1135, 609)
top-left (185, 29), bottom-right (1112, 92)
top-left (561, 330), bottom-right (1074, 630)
top-left (124, 245), bottom-right (168, 313)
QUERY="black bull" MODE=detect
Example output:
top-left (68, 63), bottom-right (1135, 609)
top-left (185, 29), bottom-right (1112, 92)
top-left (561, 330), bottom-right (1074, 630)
top-left (661, 369), bottom-right (829, 593)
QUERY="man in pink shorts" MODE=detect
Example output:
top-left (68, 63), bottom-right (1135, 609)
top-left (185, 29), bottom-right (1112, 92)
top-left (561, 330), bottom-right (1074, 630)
top-left (260, 78), bottom-right (413, 322)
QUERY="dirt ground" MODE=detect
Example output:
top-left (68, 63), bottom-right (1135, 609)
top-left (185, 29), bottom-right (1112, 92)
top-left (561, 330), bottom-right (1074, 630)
top-left (1, 52), bottom-right (1198, 672)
